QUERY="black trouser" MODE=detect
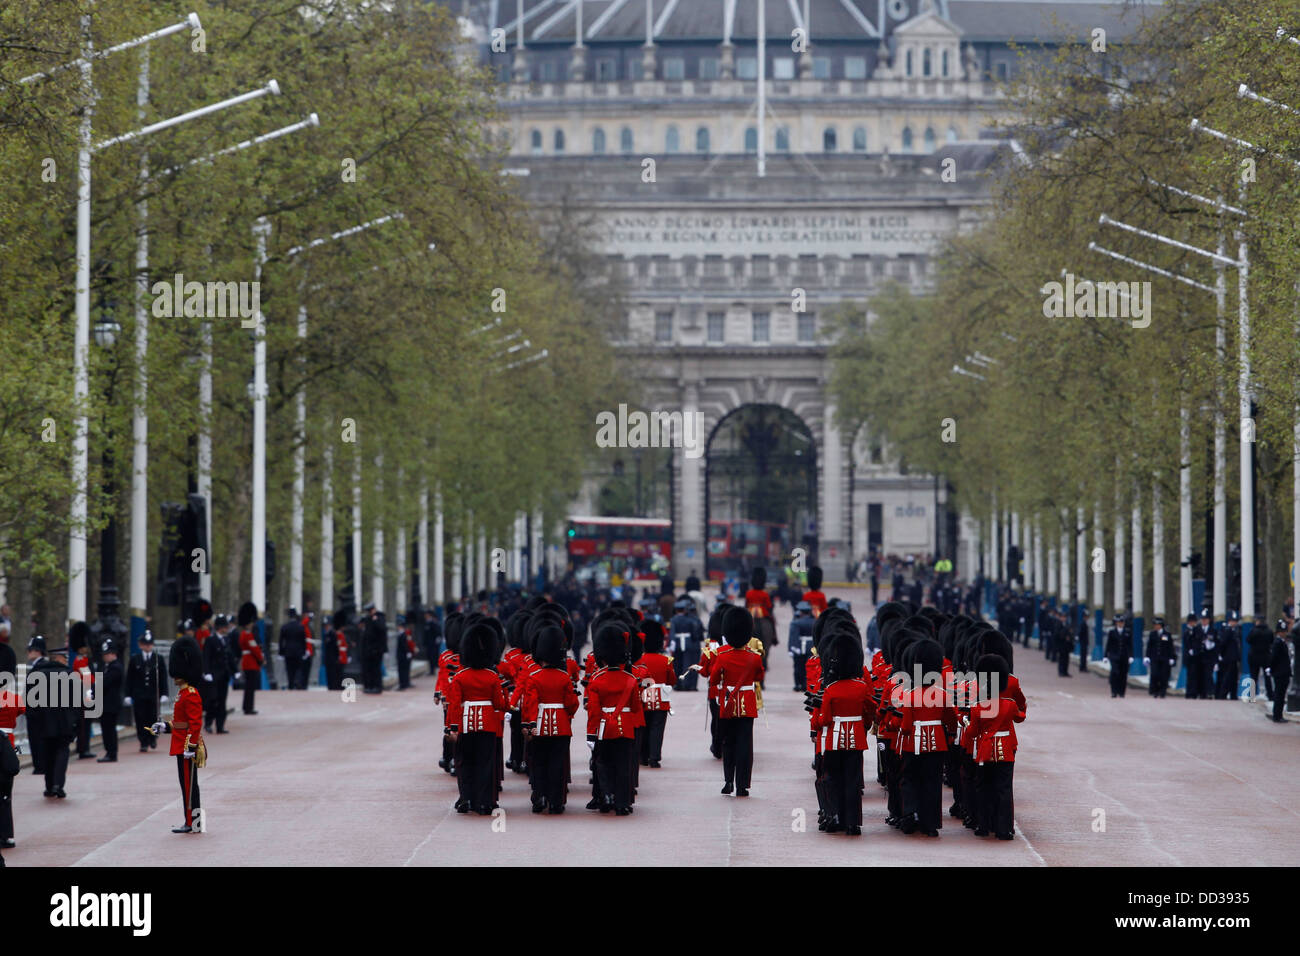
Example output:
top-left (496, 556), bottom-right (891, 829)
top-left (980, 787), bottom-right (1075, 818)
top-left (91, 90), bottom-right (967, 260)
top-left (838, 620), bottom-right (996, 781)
top-left (76, 712), bottom-right (93, 755)
top-left (242, 670), bottom-right (260, 712)
top-left (1057, 649), bottom-right (1070, 676)
top-left (1079, 644), bottom-right (1089, 672)
top-left (1149, 665), bottom-right (1171, 697)
top-left (1216, 663), bottom-right (1239, 699)
top-left (823, 750), bottom-right (864, 828)
top-left (594, 738), bottom-right (634, 810)
top-left (530, 736), bottom-right (568, 809)
top-left (814, 752), bottom-right (826, 815)
top-left (720, 717), bottom-right (754, 789)
top-left (1108, 659), bottom-right (1129, 696)
top-left (708, 699), bottom-right (721, 757)
top-left (204, 680), bottom-right (228, 731)
top-left (1200, 659), bottom-right (1217, 699)
top-left (978, 762), bottom-right (1014, 836)
top-left (99, 710), bottom-right (119, 758)
top-left (630, 728), bottom-right (642, 789)
top-left (959, 752), bottom-right (978, 823)
top-left (457, 731), bottom-right (497, 811)
top-left (362, 656), bottom-right (382, 693)
top-left (1046, 637), bottom-right (1057, 661)
top-left (900, 750), bottom-right (945, 831)
top-left (325, 657), bottom-right (343, 691)
top-left (791, 653), bottom-right (807, 690)
top-left (642, 710), bottom-right (668, 764)
top-left (1185, 657), bottom-right (1202, 698)
top-left (397, 655), bottom-right (411, 689)
top-left (673, 645), bottom-right (700, 690)
top-left (883, 743), bottom-right (903, 818)
top-left (134, 703), bottom-right (159, 749)
top-left (0, 735), bottom-right (15, 840)
top-left (508, 714), bottom-right (526, 770)
top-left (41, 737), bottom-right (69, 792)
top-left (176, 755), bottom-right (200, 827)
top-left (1274, 676), bottom-right (1291, 721)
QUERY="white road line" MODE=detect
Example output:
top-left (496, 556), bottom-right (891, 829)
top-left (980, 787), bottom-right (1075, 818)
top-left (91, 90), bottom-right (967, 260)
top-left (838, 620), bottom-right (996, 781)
top-left (71, 772), bottom-right (219, 866)
top-left (1014, 822), bottom-right (1047, 865)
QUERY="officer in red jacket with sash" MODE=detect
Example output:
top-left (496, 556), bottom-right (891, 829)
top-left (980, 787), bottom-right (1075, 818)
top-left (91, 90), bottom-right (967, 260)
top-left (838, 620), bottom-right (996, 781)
top-left (744, 568), bottom-right (776, 665)
top-left (151, 636), bottom-right (205, 833)
top-left (237, 602), bottom-right (264, 715)
top-left (709, 606), bottom-right (765, 797)
top-left (638, 620), bottom-right (676, 768)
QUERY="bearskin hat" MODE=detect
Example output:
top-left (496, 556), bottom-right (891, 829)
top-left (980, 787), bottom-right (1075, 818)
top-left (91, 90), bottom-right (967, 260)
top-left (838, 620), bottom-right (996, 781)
top-left (706, 605), bottom-right (728, 643)
top-left (641, 618), bottom-right (666, 654)
top-left (722, 605), bottom-right (754, 649)
top-left (480, 617), bottom-right (506, 659)
top-left (443, 612), bottom-right (465, 654)
top-left (534, 626), bottom-right (567, 668)
top-left (332, 609), bottom-right (349, 629)
top-left (978, 626), bottom-right (1015, 673)
top-left (507, 610), bottom-right (532, 650)
top-left (237, 602), bottom-right (258, 628)
top-left (526, 595), bottom-right (551, 611)
top-left (807, 566), bottom-right (823, 590)
top-left (911, 638), bottom-right (946, 686)
top-left (825, 632), bottom-right (864, 682)
top-left (169, 635), bottom-right (203, 685)
top-left (68, 620), bottom-right (91, 651)
top-left (194, 599), bottom-right (214, 624)
top-left (460, 622), bottom-right (498, 670)
top-left (627, 627), bottom-right (644, 663)
top-left (974, 653), bottom-right (1011, 694)
top-left (593, 623), bottom-right (629, 667)
top-left (750, 567), bottom-right (767, 590)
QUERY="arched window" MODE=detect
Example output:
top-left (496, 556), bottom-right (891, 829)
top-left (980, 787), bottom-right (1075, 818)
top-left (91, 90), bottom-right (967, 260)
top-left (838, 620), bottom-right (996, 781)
top-left (901, 126), bottom-right (913, 152)
top-left (665, 124), bottom-right (680, 153)
top-left (620, 126), bottom-right (634, 153)
top-left (744, 126), bottom-right (758, 153)
top-left (923, 127), bottom-right (935, 152)
top-left (852, 126), bottom-right (867, 151)
top-left (696, 126), bottom-right (711, 153)
top-left (823, 127), bottom-right (838, 152)
top-left (530, 129), bottom-right (543, 155)
top-left (554, 128), bottom-right (565, 153)
top-left (946, 125), bottom-right (958, 143)
top-left (923, 48), bottom-right (932, 77)
top-left (941, 49), bottom-right (950, 77)
top-left (905, 48), bottom-right (913, 76)
top-left (592, 127), bottom-right (606, 154)
top-left (775, 126), bottom-right (790, 152)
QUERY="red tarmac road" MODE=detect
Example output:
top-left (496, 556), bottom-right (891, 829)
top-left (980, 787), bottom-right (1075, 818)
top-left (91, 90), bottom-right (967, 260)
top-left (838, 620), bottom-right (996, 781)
top-left (6, 587), bottom-right (1299, 866)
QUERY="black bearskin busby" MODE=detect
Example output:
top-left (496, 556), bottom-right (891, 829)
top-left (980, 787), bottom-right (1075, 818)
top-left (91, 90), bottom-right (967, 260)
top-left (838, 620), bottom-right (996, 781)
top-left (169, 635), bottom-right (203, 686)
top-left (722, 606), bottom-right (754, 648)
top-left (825, 632), bottom-right (864, 682)
top-left (593, 623), bottom-right (628, 667)
top-left (534, 626), bottom-right (566, 668)
top-left (460, 622), bottom-right (497, 670)
top-left (750, 567), bottom-right (767, 590)
top-left (69, 620), bottom-right (91, 652)
top-left (807, 566), bottom-right (823, 591)
top-left (974, 653), bottom-right (1011, 695)
top-left (237, 602), bottom-right (258, 628)
top-left (641, 619), bottom-right (666, 654)
top-left (443, 612), bottom-right (465, 654)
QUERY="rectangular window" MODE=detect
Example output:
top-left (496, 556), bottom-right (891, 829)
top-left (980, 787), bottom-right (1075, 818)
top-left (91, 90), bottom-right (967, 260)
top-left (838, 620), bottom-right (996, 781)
top-left (797, 312), bottom-right (816, 342)
top-left (655, 311), bottom-right (673, 342)
top-left (699, 57), bottom-right (719, 80)
top-left (539, 60), bottom-right (557, 82)
top-left (627, 59), bottom-right (644, 81)
top-left (995, 61), bottom-right (1008, 81)
top-left (752, 311), bottom-right (770, 343)
top-left (812, 56), bottom-right (832, 80)
top-left (596, 58), bottom-right (617, 82)
top-left (772, 57), bottom-right (795, 80)
top-left (663, 57), bottom-right (685, 80)
top-left (751, 256), bottom-right (770, 278)
top-left (707, 311), bottom-right (725, 343)
top-left (703, 255), bottom-right (725, 277)
top-left (737, 57), bottom-right (758, 80)
top-left (844, 56), bottom-right (867, 80)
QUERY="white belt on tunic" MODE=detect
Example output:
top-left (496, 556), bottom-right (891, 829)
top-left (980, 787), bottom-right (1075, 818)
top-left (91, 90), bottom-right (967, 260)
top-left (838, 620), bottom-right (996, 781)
top-left (0, 726), bottom-right (12, 734)
top-left (598, 705), bottom-right (631, 739)
top-left (462, 699), bottom-right (491, 729)
top-left (536, 702), bottom-right (563, 735)
top-left (831, 715), bottom-right (862, 750)
top-left (912, 718), bottom-right (942, 755)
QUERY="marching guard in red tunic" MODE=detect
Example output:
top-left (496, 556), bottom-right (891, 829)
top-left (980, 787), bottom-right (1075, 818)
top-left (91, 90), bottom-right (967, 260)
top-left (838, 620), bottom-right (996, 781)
top-left (968, 653), bottom-right (1025, 840)
top-left (893, 636), bottom-right (957, 836)
top-left (521, 625), bottom-right (580, 813)
top-left (152, 636), bottom-right (206, 834)
top-left (638, 620), bottom-right (676, 768)
top-left (709, 606), bottom-right (764, 796)
top-left (584, 624), bottom-right (643, 815)
top-left (436, 613), bottom-right (464, 774)
top-left (803, 566), bottom-right (829, 618)
top-left (445, 622), bottom-right (507, 815)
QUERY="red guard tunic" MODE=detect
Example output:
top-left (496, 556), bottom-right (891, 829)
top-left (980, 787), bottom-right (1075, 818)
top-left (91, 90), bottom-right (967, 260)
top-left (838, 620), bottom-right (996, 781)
top-left (301, 615), bottom-right (314, 659)
top-left (445, 668), bottom-right (507, 735)
top-left (338, 629), bottom-right (350, 666)
top-left (0, 689), bottom-right (25, 746)
top-left (566, 656), bottom-right (581, 688)
top-left (168, 684), bottom-right (204, 756)
top-left (709, 647), bottom-right (765, 718)
top-left (509, 655), bottom-right (539, 710)
top-left (73, 653), bottom-right (94, 704)
top-left (629, 662), bottom-right (649, 729)
top-left (435, 649), bottom-right (458, 698)
top-left (640, 652), bottom-right (676, 711)
top-left (195, 627), bottom-right (210, 650)
top-left (239, 630), bottom-right (264, 672)
top-left (814, 678), bottom-right (877, 751)
top-left (803, 589), bottom-right (828, 617)
top-left (744, 588), bottom-right (773, 621)
top-left (896, 685), bottom-right (958, 755)
top-left (581, 652), bottom-right (598, 687)
top-left (697, 640), bottom-right (727, 701)
top-left (967, 695), bottom-right (1025, 763)
top-left (1005, 674), bottom-right (1027, 715)
top-left (584, 668), bottom-right (642, 740)
top-left (521, 667), bottom-right (580, 737)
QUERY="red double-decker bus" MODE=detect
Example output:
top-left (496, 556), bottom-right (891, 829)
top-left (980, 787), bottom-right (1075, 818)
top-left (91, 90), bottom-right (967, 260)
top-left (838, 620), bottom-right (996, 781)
top-left (566, 516), bottom-right (673, 577)
top-left (706, 520), bottom-right (791, 579)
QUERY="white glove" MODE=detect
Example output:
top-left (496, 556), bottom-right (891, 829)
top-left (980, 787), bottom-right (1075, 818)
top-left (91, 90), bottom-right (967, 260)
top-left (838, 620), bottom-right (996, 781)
top-left (1143, 658), bottom-right (1150, 666)
top-left (160, 695), bottom-right (169, 704)
top-left (503, 711), bottom-right (512, 723)
top-left (86, 690), bottom-right (94, 701)
top-left (182, 750), bottom-right (195, 760)
top-left (150, 721), bottom-right (167, 735)
top-left (586, 740), bottom-right (595, 753)
top-left (124, 696), bottom-right (133, 706)
top-left (1265, 668), bottom-right (1272, 676)
top-left (302, 652), bottom-right (310, 659)
top-left (204, 674), bottom-right (213, 682)
top-left (1169, 659), bottom-right (1176, 666)
top-left (1128, 658), bottom-right (1133, 664)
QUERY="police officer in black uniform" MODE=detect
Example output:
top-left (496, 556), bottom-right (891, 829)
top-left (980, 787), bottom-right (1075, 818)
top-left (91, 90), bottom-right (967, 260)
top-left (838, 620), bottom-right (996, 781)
top-left (1077, 605), bottom-right (1091, 672)
top-left (668, 595), bottom-right (704, 691)
top-left (26, 642), bottom-right (80, 797)
top-left (1143, 616), bottom-right (1176, 697)
top-left (96, 639), bottom-right (123, 761)
top-left (1104, 613), bottom-right (1131, 698)
top-left (1216, 610), bottom-right (1242, 699)
top-left (360, 602), bottom-right (386, 694)
top-left (1197, 611), bottom-right (1220, 701)
top-left (125, 631), bottom-right (167, 752)
top-left (1265, 621), bottom-right (1292, 722)
top-left (202, 614), bottom-right (232, 733)
top-left (1055, 609), bottom-right (1074, 676)
top-left (279, 607), bottom-right (308, 690)
top-left (1183, 612), bottom-right (1205, 699)
top-left (788, 600), bottom-right (815, 690)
